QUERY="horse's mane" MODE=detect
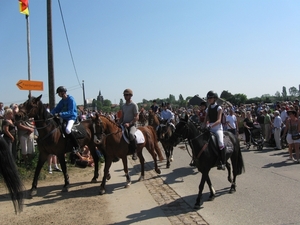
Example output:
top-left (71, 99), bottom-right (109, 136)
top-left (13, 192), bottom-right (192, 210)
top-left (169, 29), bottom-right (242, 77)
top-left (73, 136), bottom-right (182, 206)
top-left (98, 114), bottom-right (120, 127)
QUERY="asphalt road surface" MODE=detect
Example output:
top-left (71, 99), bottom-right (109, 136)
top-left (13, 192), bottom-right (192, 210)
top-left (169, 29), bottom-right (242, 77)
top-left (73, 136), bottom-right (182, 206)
top-left (143, 142), bottom-right (300, 225)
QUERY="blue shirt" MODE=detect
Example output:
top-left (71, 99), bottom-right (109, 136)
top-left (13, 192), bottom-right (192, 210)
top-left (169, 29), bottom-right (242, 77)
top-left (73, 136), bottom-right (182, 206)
top-left (51, 95), bottom-right (77, 121)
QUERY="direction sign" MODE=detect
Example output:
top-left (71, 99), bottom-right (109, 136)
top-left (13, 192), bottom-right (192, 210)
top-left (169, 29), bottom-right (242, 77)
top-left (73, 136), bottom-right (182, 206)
top-left (16, 80), bottom-right (43, 91)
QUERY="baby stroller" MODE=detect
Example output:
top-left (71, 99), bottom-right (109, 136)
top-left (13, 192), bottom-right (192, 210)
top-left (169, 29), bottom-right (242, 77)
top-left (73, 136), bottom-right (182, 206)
top-left (246, 124), bottom-right (264, 150)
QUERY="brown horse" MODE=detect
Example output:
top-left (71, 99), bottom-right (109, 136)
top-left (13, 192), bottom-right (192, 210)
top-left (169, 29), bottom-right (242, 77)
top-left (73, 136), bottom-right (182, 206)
top-left (148, 110), bottom-right (174, 168)
top-left (93, 114), bottom-right (164, 195)
top-left (15, 95), bottom-right (101, 197)
top-left (138, 111), bottom-right (148, 126)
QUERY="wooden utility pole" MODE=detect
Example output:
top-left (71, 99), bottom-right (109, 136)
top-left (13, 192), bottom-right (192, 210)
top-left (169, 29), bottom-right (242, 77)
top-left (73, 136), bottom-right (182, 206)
top-left (47, 0), bottom-right (55, 109)
top-left (82, 80), bottom-right (86, 109)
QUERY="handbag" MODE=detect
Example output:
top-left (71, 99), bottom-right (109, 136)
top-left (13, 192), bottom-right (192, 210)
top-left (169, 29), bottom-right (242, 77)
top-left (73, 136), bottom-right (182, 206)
top-left (292, 133), bottom-right (300, 140)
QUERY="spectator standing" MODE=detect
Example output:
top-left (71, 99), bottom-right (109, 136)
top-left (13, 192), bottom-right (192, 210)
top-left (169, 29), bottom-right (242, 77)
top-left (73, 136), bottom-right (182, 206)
top-left (48, 154), bottom-right (62, 174)
top-left (272, 110), bottom-right (283, 150)
top-left (15, 120), bottom-right (35, 166)
top-left (226, 109), bottom-right (238, 136)
top-left (263, 109), bottom-right (272, 143)
top-left (0, 102), bottom-right (4, 134)
top-left (282, 108), bottom-right (300, 163)
top-left (2, 108), bottom-right (17, 160)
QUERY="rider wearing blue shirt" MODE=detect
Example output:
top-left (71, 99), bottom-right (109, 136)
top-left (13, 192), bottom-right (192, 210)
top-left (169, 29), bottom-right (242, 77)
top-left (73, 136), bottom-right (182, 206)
top-left (51, 86), bottom-right (79, 153)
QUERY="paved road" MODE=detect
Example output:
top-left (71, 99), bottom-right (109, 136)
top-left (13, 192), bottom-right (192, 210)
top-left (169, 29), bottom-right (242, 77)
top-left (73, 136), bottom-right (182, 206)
top-left (142, 142), bottom-right (300, 225)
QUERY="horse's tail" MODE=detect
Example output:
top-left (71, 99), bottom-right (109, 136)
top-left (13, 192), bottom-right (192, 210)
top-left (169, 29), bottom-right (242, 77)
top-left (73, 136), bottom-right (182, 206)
top-left (0, 136), bottom-right (24, 214)
top-left (235, 138), bottom-right (245, 175)
top-left (147, 126), bottom-right (164, 162)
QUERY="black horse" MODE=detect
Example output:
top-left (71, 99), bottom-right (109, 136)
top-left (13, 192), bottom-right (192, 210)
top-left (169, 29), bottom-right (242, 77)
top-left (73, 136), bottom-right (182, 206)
top-left (169, 114), bottom-right (245, 209)
top-left (0, 136), bottom-right (24, 213)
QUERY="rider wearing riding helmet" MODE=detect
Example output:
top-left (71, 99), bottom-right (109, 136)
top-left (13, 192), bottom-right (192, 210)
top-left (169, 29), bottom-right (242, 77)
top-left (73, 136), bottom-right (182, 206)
top-left (51, 86), bottom-right (80, 153)
top-left (204, 91), bottom-right (226, 170)
top-left (119, 88), bottom-right (139, 160)
top-left (160, 102), bottom-right (175, 123)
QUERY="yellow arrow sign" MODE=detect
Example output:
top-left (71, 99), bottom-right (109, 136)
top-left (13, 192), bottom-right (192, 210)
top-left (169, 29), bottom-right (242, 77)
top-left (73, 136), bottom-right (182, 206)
top-left (16, 80), bottom-right (44, 91)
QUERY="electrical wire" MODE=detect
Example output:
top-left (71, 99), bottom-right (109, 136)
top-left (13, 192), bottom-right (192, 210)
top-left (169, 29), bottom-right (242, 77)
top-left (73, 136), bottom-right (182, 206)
top-left (57, 0), bottom-right (82, 89)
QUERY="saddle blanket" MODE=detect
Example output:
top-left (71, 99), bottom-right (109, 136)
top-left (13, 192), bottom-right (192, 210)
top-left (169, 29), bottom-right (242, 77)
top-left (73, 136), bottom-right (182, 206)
top-left (121, 126), bottom-right (145, 144)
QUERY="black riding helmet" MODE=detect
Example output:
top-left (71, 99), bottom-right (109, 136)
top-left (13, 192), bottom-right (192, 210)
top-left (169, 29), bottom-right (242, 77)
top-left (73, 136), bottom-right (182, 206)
top-left (161, 102), bottom-right (167, 107)
top-left (56, 86), bottom-right (67, 94)
top-left (206, 91), bottom-right (218, 99)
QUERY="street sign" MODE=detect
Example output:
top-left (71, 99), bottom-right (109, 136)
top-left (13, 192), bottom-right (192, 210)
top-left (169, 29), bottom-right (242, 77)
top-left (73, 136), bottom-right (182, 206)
top-left (16, 80), bottom-right (43, 91)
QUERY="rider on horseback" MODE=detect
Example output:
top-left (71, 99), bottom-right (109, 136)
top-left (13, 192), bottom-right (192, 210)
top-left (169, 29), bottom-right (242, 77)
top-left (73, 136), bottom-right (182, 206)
top-left (159, 102), bottom-right (175, 136)
top-left (204, 91), bottom-right (226, 170)
top-left (51, 86), bottom-right (80, 154)
top-left (119, 88), bottom-right (139, 160)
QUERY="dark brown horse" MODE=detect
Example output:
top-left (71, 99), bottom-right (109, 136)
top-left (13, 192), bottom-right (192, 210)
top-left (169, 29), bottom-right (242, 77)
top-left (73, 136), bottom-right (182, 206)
top-left (15, 95), bottom-right (101, 197)
top-left (0, 136), bottom-right (24, 213)
top-left (148, 110), bottom-right (174, 168)
top-left (93, 114), bottom-right (164, 195)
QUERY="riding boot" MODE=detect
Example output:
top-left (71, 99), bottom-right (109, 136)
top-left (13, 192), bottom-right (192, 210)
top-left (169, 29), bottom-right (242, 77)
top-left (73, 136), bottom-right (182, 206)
top-left (68, 132), bottom-right (80, 154)
top-left (217, 147), bottom-right (226, 170)
top-left (129, 140), bottom-right (137, 160)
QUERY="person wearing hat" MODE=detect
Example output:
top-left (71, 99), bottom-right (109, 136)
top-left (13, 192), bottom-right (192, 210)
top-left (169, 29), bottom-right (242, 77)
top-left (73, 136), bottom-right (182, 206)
top-left (119, 89), bottom-right (139, 160)
top-left (51, 86), bottom-right (80, 154)
top-left (272, 110), bottom-right (283, 150)
top-left (282, 107), bottom-right (300, 163)
top-left (204, 91), bottom-right (226, 170)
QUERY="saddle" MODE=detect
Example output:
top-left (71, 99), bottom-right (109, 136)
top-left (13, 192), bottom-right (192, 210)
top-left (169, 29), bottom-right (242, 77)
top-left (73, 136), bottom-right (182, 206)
top-left (55, 117), bottom-right (86, 139)
top-left (121, 125), bottom-right (145, 144)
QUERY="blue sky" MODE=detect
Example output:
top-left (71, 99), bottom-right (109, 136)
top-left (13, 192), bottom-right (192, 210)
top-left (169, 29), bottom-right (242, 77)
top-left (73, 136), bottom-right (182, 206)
top-left (1, 0), bottom-right (299, 106)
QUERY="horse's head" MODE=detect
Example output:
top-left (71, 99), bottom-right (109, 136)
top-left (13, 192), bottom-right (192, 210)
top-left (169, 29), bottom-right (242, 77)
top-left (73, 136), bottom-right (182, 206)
top-left (92, 113), bottom-right (105, 145)
top-left (15, 95), bottom-right (43, 122)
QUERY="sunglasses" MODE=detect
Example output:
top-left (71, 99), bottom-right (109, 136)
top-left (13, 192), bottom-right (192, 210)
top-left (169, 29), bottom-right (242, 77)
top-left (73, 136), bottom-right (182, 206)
top-left (124, 94), bottom-right (131, 96)
top-left (207, 97), bottom-right (214, 99)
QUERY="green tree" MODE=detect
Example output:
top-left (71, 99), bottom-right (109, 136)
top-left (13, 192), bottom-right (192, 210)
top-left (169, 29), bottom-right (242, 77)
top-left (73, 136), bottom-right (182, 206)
top-left (220, 90), bottom-right (233, 100)
top-left (289, 86), bottom-right (299, 97)
top-left (103, 99), bottom-right (112, 107)
top-left (282, 86), bottom-right (287, 100)
top-left (119, 99), bottom-right (124, 108)
top-left (179, 94), bottom-right (184, 102)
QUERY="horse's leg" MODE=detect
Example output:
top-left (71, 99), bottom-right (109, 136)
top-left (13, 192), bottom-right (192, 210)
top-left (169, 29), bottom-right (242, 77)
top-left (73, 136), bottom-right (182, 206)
top-left (229, 174), bottom-right (237, 193)
top-left (194, 172), bottom-right (208, 210)
top-left (206, 175), bottom-right (216, 201)
top-left (137, 149), bottom-right (145, 181)
top-left (90, 148), bottom-right (99, 183)
top-left (57, 153), bottom-right (69, 192)
top-left (162, 143), bottom-right (171, 168)
top-left (226, 161), bottom-right (232, 183)
top-left (146, 145), bottom-right (161, 175)
top-left (29, 152), bottom-right (48, 198)
top-left (121, 156), bottom-right (131, 188)
top-left (170, 146), bottom-right (174, 162)
top-left (99, 157), bottom-right (112, 195)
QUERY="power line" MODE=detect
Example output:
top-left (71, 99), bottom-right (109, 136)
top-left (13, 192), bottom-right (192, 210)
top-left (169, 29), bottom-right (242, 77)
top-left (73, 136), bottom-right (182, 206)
top-left (57, 0), bottom-right (82, 89)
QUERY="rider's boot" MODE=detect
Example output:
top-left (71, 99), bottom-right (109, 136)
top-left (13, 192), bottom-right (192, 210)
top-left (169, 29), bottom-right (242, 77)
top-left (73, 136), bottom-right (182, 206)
top-left (68, 132), bottom-right (80, 154)
top-left (217, 147), bottom-right (226, 170)
top-left (129, 140), bottom-right (137, 160)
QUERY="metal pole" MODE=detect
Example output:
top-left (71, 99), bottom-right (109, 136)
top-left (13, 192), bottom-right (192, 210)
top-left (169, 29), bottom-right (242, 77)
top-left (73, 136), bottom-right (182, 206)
top-left (47, 0), bottom-right (55, 110)
top-left (26, 15), bottom-right (31, 98)
top-left (82, 80), bottom-right (86, 109)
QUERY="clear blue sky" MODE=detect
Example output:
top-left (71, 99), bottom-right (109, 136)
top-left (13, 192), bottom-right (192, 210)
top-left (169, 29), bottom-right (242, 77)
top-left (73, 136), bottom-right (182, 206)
top-left (1, 0), bottom-right (299, 106)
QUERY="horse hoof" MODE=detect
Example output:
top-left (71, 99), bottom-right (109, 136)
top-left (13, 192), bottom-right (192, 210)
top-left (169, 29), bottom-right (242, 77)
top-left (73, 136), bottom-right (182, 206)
top-left (106, 174), bottom-right (111, 180)
top-left (62, 187), bottom-right (69, 192)
top-left (170, 157), bottom-right (174, 162)
top-left (125, 182), bottom-right (131, 188)
top-left (29, 189), bottom-right (37, 197)
top-left (208, 195), bottom-right (215, 201)
top-left (156, 169), bottom-right (161, 174)
top-left (91, 179), bottom-right (98, 183)
top-left (166, 164), bottom-right (170, 169)
top-left (194, 204), bottom-right (201, 210)
top-left (138, 176), bottom-right (144, 181)
top-left (99, 188), bottom-right (106, 195)
top-left (229, 188), bottom-right (236, 194)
